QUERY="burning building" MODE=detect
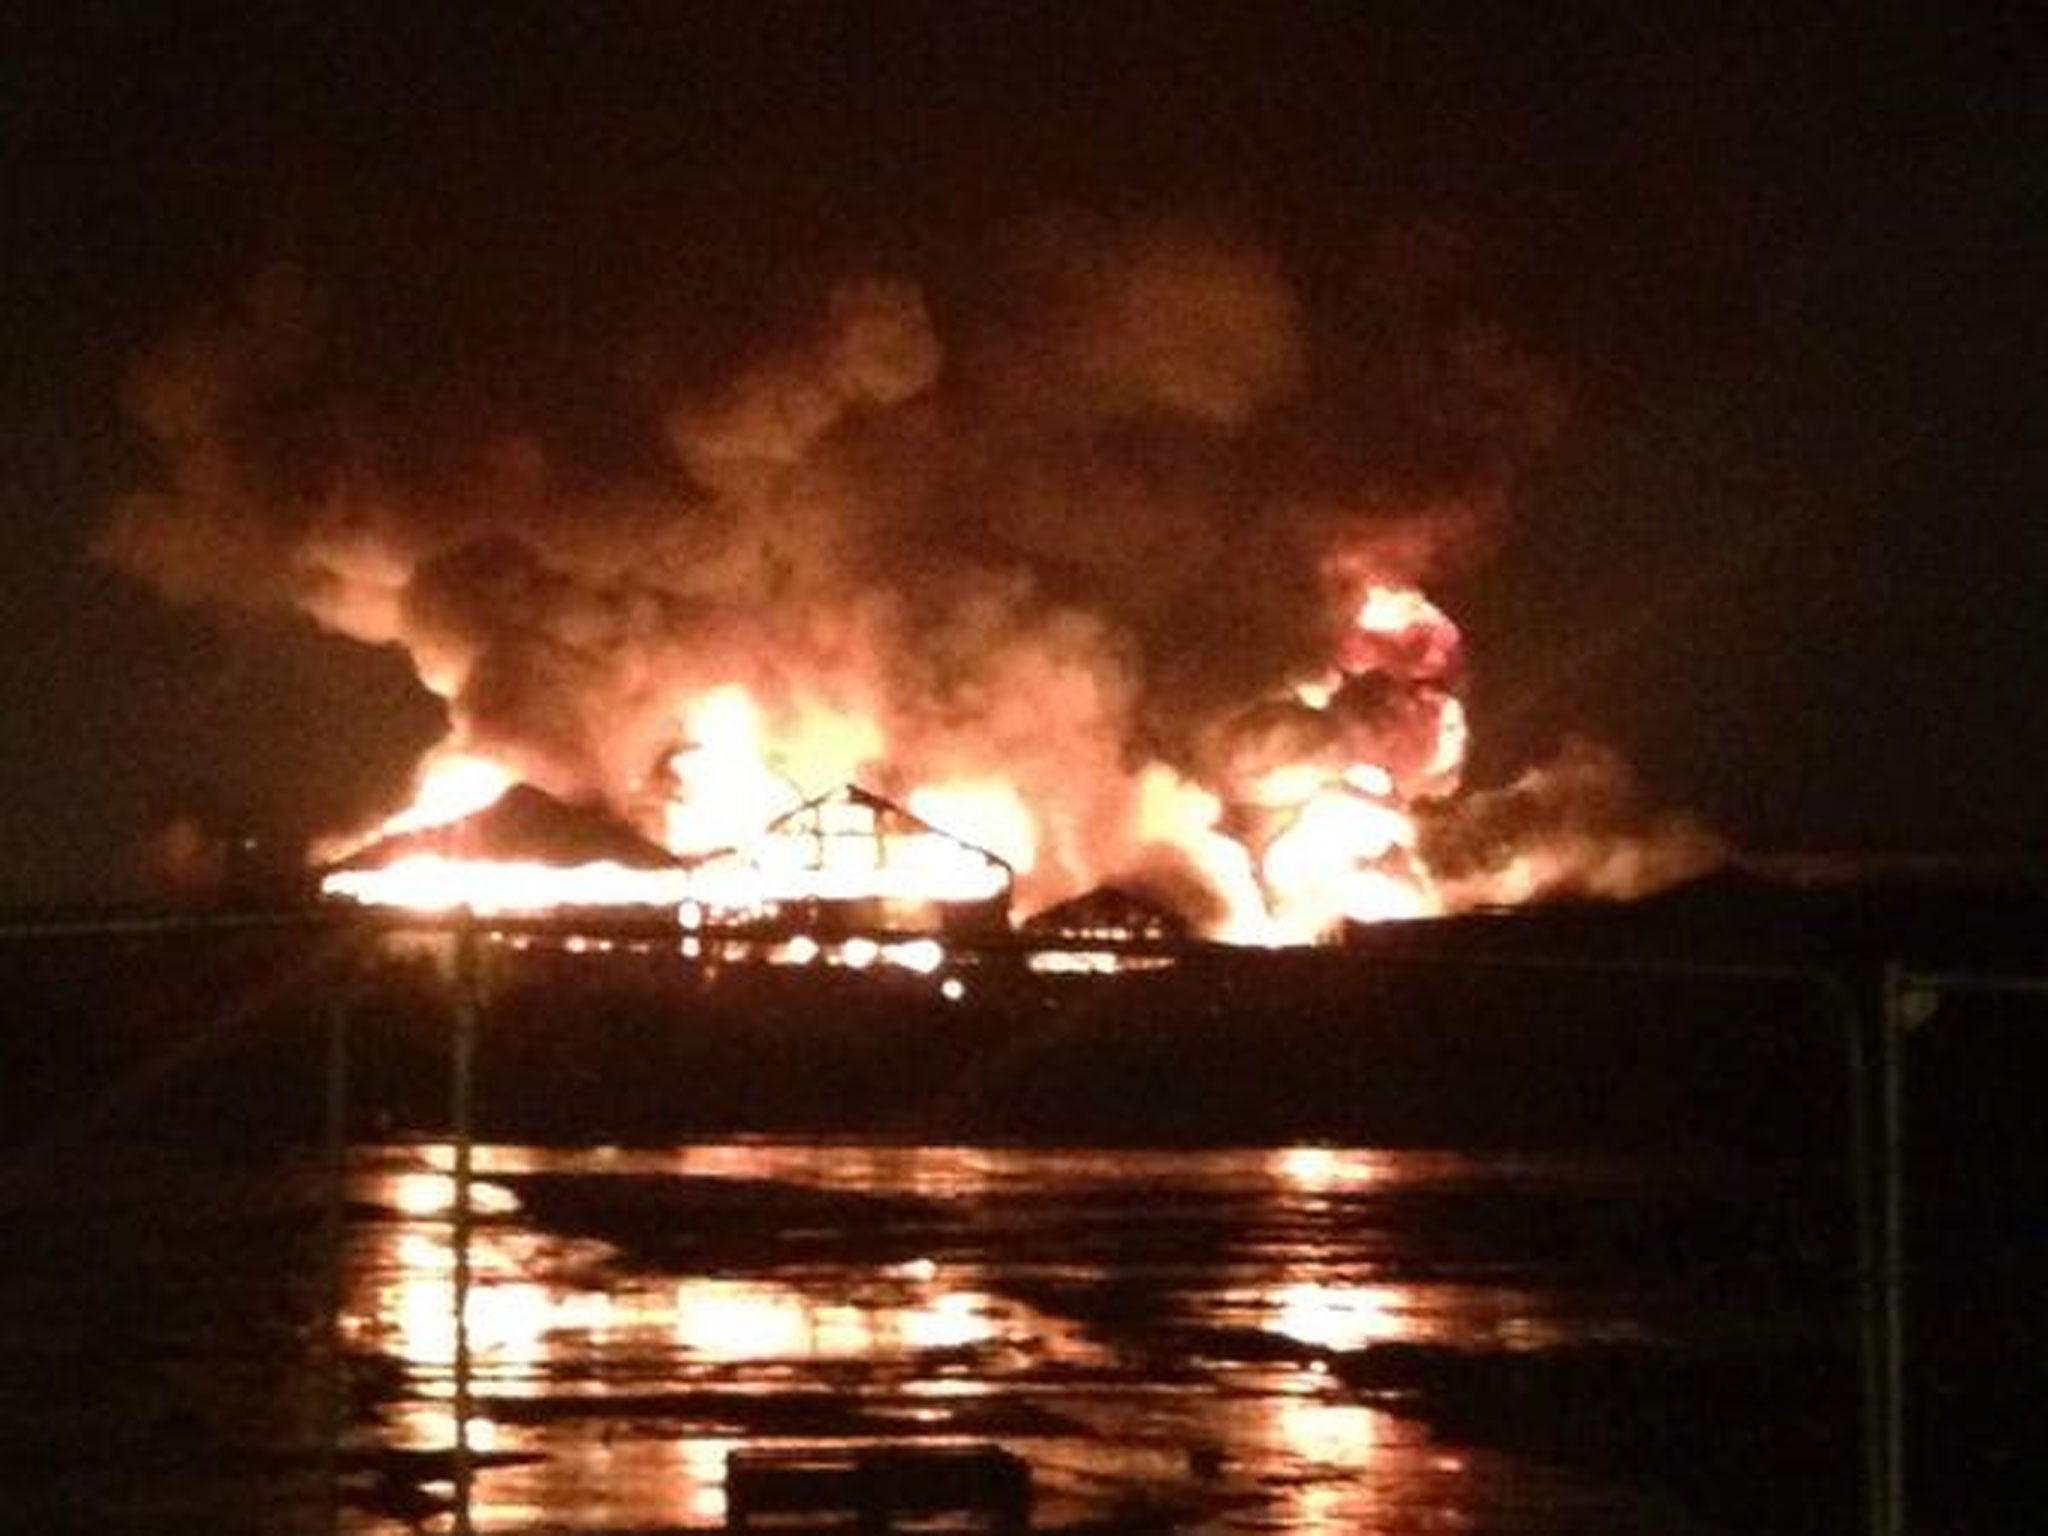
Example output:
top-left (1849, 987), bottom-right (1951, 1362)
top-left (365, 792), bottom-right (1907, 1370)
top-left (1022, 885), bottom-right (1189, 945)
top-left (1020, 883), bottom-right (1190, 974)
top-left (685, 784), bottom-right (1011, 938)
top-left (106, 227), bottom-right (1722, 942)
top-left (321, 783), bottom-right (690, 915)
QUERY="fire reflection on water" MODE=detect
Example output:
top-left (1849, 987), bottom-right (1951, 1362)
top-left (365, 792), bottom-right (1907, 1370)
top-left (669, 1278), bottom-right (1000, 1361)
top-left (360, 1250), bottom-right (1007, 1385)
top-left (343, 1162), bottom-right (1032, 1529)
top-left (1265, 1280), bottom-right (1413, 1352)
top-left (334, 1143), bottom-right (1658, 1532)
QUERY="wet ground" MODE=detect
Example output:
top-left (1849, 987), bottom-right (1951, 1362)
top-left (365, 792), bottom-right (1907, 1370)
top-left (0, 1138), bottom-right (1865, 1534)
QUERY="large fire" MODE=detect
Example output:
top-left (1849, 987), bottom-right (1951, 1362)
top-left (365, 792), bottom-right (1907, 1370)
top-left (108, 230), bottom-right (1722, 939)
top-left (320, 578), bottom-right (1476, 943)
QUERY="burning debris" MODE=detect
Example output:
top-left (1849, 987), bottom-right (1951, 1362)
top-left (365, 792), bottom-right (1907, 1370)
top-left (106, 224), bottom-right (1718, 943)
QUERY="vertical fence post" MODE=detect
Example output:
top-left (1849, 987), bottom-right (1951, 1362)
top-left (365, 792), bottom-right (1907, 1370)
top-left (1876, 965), bottom-right (1915, 1536)
top-left (450, 920), bottom-right (481, 1536)
top-left (322, 986), bottom-right (350, 1536)
top-left (1837, 975), bottom-right (1888, 1536)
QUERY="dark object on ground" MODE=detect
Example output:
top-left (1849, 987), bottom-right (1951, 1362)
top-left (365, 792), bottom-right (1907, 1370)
top-left (725, 1441), bottom-right (1031, 1531)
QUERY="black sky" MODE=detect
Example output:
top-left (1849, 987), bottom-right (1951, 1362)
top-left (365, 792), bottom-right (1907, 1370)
top-left (2, 2), bottom-right (2042, 903)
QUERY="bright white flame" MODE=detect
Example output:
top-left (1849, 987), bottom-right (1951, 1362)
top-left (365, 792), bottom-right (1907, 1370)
top-left (1262, 789), bottom-right (1437, 934)
top-left (773, 934), bottom-right (821, 967)
top-left (1342, 763), bottom-right (1396, 799)
top-left (322, 856), bottom-right (694, 913)
top-left (667, 1278), bottom-right (998, 1361)
top-left (1027, 949), bottom-right (1175, 975)
top-left (1292, 673), bottom-right (1339, 709)
top-left (1356, 583), bottom-right (1452, 640)
top-left (664, 687), bottom-right (805, 856)
top-left (385, 752), bottom-right (517, 837)
top-left (1268, 1146), bottom-right (1388, 1190)
top-left (316, 749), bottom-right (516, 863)
top-left (1136, 764), bottom-right (1277, 943)
top-left (907, 779), bottom-right (1038, 874)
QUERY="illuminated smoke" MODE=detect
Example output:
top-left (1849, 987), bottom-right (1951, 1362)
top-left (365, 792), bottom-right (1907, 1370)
top-left (1420, 737), bottom-right (1726, 909)
top-left (99, 221), bottom-right (1710, 934)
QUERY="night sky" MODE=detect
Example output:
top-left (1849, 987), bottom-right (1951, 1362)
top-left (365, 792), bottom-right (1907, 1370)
top-left (3, 3), bottom-right (2040, 905)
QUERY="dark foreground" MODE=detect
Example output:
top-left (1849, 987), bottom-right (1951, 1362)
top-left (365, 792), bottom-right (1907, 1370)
top-left (0, 890), bottom-right (2042, 1532)
top-left (0, 1139), bottom-right (1876, 1535)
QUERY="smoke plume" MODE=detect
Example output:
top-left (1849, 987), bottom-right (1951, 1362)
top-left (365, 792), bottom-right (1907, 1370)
top-left (100, 219), bottom-right (1707, 926)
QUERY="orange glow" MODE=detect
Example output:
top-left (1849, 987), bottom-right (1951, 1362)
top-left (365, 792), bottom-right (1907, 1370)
top-left (318, 573), bottom-right (1674, 941)
top-left (317, 749), bottom-right (515, 864)
top-left (1135, 764), bottom-right (1276, 943)
top-left (687, 786), bottom-right (1011, 912)
top-left (385, 751), bottom-right (517, 837)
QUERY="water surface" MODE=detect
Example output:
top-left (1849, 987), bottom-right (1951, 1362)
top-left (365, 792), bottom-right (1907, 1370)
top-left (0, 1139), bottom-right (1855, 1533)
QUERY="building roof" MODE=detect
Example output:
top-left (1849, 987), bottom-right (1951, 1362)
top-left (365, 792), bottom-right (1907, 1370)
top-left (325, 783), bottom-right (684, 873)
top-left (758, 784), bottom-right (1014, 873)
top-left (1021, 883), bottom-right (1191, 939)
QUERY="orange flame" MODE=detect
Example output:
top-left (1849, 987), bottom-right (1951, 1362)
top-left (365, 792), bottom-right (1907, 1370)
top-left (319, 577), bottom-right (1693, 945)
top-left (316, 749), bottom-right (515, 866)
